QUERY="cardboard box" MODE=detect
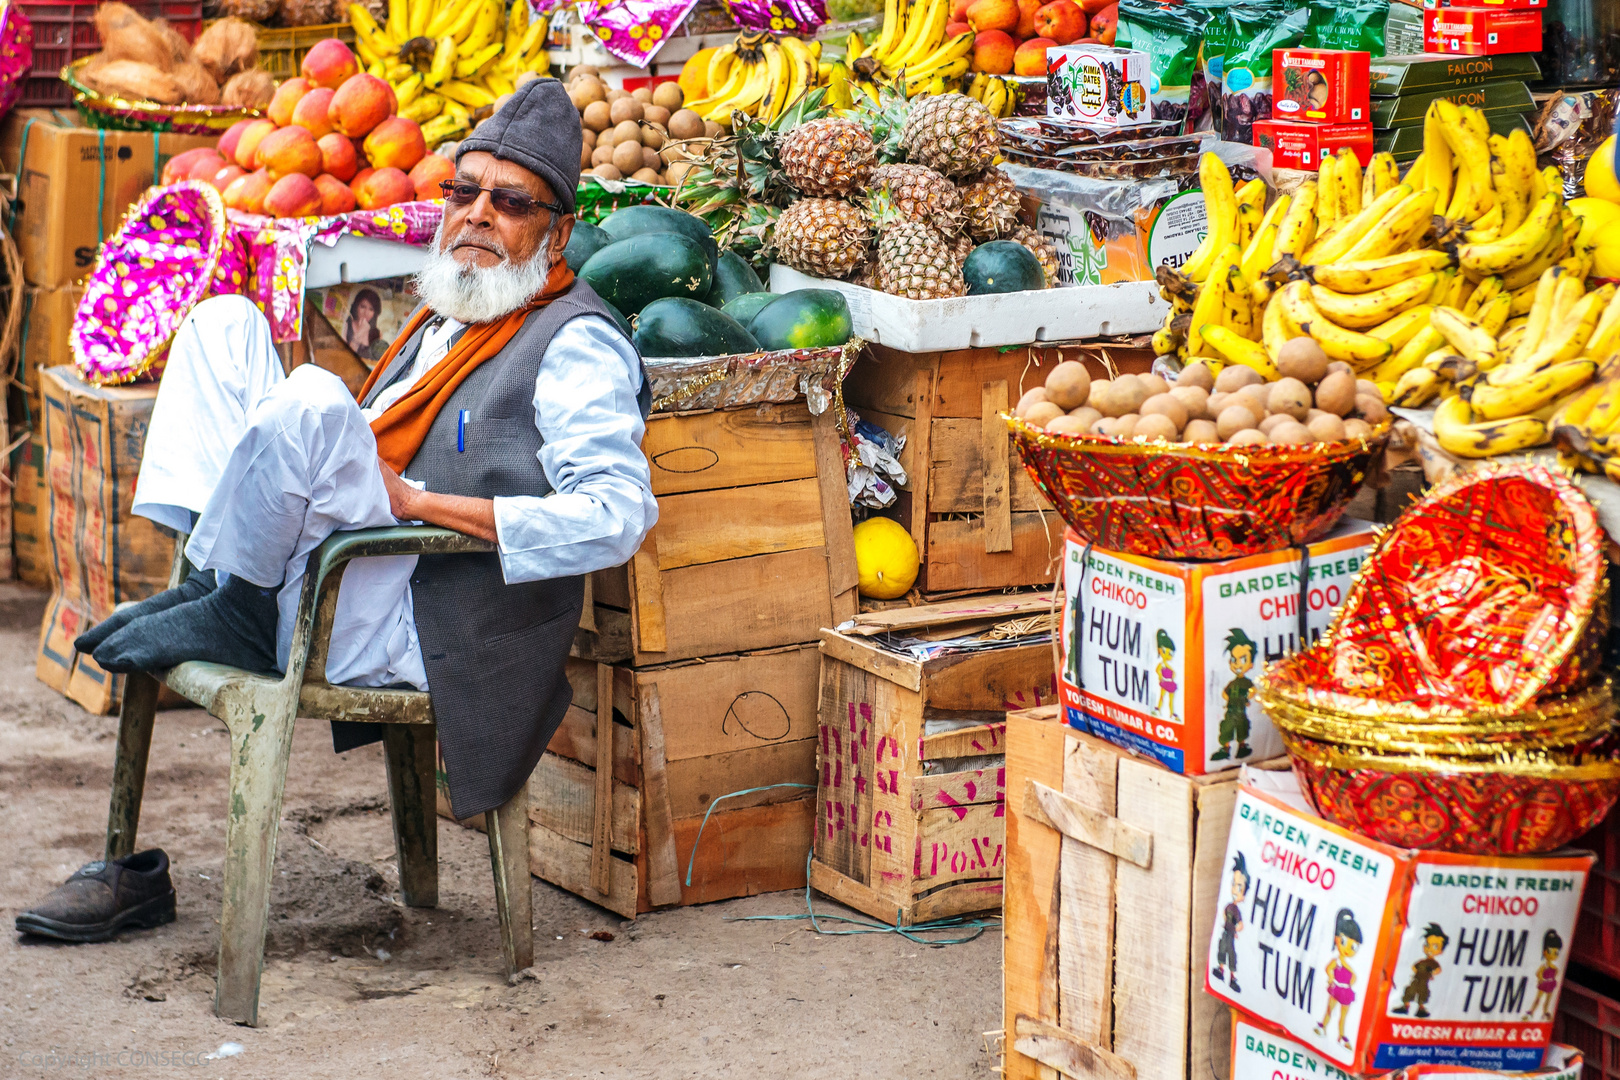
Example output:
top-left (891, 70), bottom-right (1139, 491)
top-left (1423, 8), bottom-right (1543, 54)
top-left (1368, 51), bottom-right (1541, 94)
top-left (36, 366), bottom-right (175, 714)
top-left (1059, 521), bottom-right (1375, 775)
top-left (1274, 49), bottom-right (1372, 123)
top-left (0, 111), bottom-right (217, 289)
top-left (1206, 776), bottom-right (1593, 1074)
top-left (1369, 80), bottom-right (1535, 127)
top-left (10, 429), bottom-right (48, 587)
top-left (1254, 119), bottom-right (1376, 168)
top-left (1423, 0), bottom-right (1544, 9)
top-left (20, 286), bottom-right (84, 397)
top-left (1231, 1015), bottom-right (1583, 1079)
top-left (1045, 45), bottom-right (1153, 126)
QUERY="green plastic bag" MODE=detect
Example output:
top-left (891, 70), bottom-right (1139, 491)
top-left (1304, 0), bottom-right (1391, 54)
top-left (1219, 4), bottom-right (1309, 143)
top-left (1117, 0), bottom-right (1208, 132)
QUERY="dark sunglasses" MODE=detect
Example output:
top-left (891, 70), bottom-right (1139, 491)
top-left (439, 179), bottom-right (563, 218)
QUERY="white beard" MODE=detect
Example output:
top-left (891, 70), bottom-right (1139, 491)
top-left (410, 225), bottom-right (552, 325)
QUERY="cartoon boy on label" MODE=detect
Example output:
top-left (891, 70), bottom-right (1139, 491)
top-left (1211, 851), bottom-right (1248, 992)
top-left (1390, 922), bottom-right (1448, 1019)
top-left (1211, 628), bottom-right (1257, 761)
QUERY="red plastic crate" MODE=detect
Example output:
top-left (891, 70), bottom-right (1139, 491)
top-left (16, 0), bottom-right (202, 109)
top-left (1554, 978), bottom-right (1620, 1080)
top-left (1576, 809), bottom-right (1620, 983)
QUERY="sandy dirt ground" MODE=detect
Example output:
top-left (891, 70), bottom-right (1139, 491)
top-left (0, 580), bottom-right (1001, 1078)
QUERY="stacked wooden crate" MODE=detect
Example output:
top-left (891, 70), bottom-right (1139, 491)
top-left (509, 395), bottom-right (858, 917)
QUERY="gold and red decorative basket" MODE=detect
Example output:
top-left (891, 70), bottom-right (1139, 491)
top-left (1257, 464), bottom-right (1620, 855)
top-left (1006, 416), bottom-right (1388, 561)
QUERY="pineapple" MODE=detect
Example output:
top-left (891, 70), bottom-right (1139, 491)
top-left (779, 117), bottom-right (876, 198)
top-left (899, 93), bottom-right (1000, 179)
top-left (868, 187), bottom-right (964, 299)
top-left (958, 169), bottom-right (1021, 241)
top-left (772, 198), bottom-right (873, 280)
top-left (864, 163), bottom-right (965, 235)
top-left (948, 232), bottom-right (974, 268)
top-left (1010, 225), bottom-right (1060, 286)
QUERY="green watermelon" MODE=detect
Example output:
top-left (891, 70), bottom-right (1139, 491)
top-left (579, 234), bottom-right (713, 316)
top-left (747, 289), bottom-right (853, 351)
top-left (962, 241), bottom-right (1045, 295)
top-left (564, 221), bottom-right (612, 272)
top-left (598, 205), bottom-right (719, 277)
top-left (633, 297), bottom-right (759, 358)
top-left (721, 291), bottom-right (778, 326)
top-left (706, 250), bottom-right (765, 307)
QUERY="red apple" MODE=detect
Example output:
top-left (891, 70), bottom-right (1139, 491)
top-left (966, 0), bottom-right (1020, 33)
top-left (1034, 0), bottom-right (1086, 43)
top-left (1015, 0), bottom-right (1043, 38)
top-left (972, 29), bottom-right (1016, 74)
top-left (1089, 2), bottom-right (1117, 44)
top-left (1014, 36), bottom-right (1056, 75)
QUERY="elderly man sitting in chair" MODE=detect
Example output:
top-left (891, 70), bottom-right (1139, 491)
top-left (17, 78), bottom-right (655, 943)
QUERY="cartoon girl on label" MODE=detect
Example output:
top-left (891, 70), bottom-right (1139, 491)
top-left (1315, 908), bottom-right (1363, 1050)
top-left (1153, 628), bottom-right (1179, 723)
top-left (1525, 929), bottom-right (1563, 1021)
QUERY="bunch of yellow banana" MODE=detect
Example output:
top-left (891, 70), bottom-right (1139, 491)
top-left (348, 0), bottom-right (549, 147)
top-left (1551, 362), bottom-right (1620, 480)
top-left (823, 0), bottom-right (977, 108)
top-left (685, 32), bottom-right (821, 126)
top-left (965, 72), bottom-right (1015, 118)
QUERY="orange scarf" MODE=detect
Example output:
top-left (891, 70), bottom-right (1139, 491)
top-left (358, 260), bottom-right (576, 474)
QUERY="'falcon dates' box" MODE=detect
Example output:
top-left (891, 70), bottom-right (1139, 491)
top-left (1274, 48), bottom-right (1372, 124)
top-left (1424, 7), bottom-right (1543, 54)
top-left (1207, 777), bottom-right (1593, 1075)
top-left (1253, 119), bottom-right (1376, 168)
top-left (1058, 521), bottom-right (1374, 776)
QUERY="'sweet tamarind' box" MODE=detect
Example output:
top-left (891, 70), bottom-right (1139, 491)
top-left (1274, 48), bottom-right (1373, 124)
top-left (1058, 521), bottom-right (1374, 776)
top-left (1253, 119), bottom-right (1377, 169)
top-left (1423, 8), bottom-right (1544, 55)
top-left (1207, 777), bottom-right (1593, 1075)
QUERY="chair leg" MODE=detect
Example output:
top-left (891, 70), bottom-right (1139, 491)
top-left (105, 671), bottom-right (161, 860)
top-left (383, 724), bottom-right (438, 908)
top-left (214, 694), bottom-right (298, 1027)
top-left (485, 785), bottom-right (533, 975)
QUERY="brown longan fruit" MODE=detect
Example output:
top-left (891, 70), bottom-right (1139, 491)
top-left (1214, 364), bottom-right (1262, 393)
top-left (652, 81), bottom-right (685, 110)
top-left (1134, 413), bottom-right (1179, 442)
top-left (1176, 361), bottom-right (1215, 391)
top-left (1015, 386), bottom-right (1049, 418)
top-left (1069, 406), bottom-right (1102, 430)
top-left (642, 104), bottom-right (671, 127)
top-left (1183, 419), bottom-right (1219, 443)
top-left (1227, 428), bottom-right (1269, 447)
top-left (1276, 337), bottom-right (1329, 385)
top-left (611, 140), bottom-right (644, 175)
top-left (1307, 414), bottom-right (1348, 442)
top-left (1044, 360), bottom-right (1092, 410)
top-left (1267, 377), bottom-right (1312, 421)
top-left (1216, 405), bottom-right (1259, 440)
top-left (1268, 420), bottom-right (1314, 445)
top-left (631, 86), bottom-right (654, 103)
top-left (590, 144), bottom-right (613, 166)
top-left (1046, 415), bottom-right (1090, 436)
top-left (612, 119), bottom-right (642, 145)
top-left (1137, 373), bottom-right (1170, 398)
top-left (1140, 392), bottom-right (1188, 432)
top-left (610, 97), bottom-right (644, 124)
top-left (590, 163), bottom-right (623, 180)
top-left (1024, 401), bottom-right (1065, 427)
top-left (1356, 395), bottom-right (1390, 425)
top-left (1169, 385), bottom-right (1209, 420)
top-left (631, 167), bottom-right (663, 184)
top-left (1314, 370), bottom-right (1358, 417)
top-left (581, 99), bottom-right (612, 132)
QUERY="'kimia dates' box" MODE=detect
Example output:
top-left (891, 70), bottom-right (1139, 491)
top-left (1274, 48), bottom-right (1372, 123)
top-left (1206, 775), bottom-right (1593, 1075)
top-left (1253, 119), bottom-right (1375, 169)
top-left (1058, 521), bottom-right (1374, 776)
top-left (1424, 7), bottom-right (1544, 54)
top-left (1045, 44), bottom-right (1153, 127)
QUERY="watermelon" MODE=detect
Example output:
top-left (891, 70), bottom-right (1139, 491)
top-left (962, 241), bottom-right (1045, 295)
top-left (747, 289), bottom-right (853, 351)
top-left (579, 233), bottom-right (713, 317)
top-left (598, 204), bottom-right (719, 278)
top-left (706, 250), bottom-right (765, 307)
top-left (634, 297), bottom-right (759, 358)
top-left (721, 291), bottom-right (777, 326)
top-left (564, 221), bottom-right (612, 272)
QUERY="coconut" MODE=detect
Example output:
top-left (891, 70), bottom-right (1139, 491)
top-left (150, 18), bottom-right (195, 66)
top-left (221, 69), bottom-right (275, 109)
top-left (83, 59), bottom-right (183, 104)
top-left (95, 4), bottom-right (178, 72)
top-left (192, 17), bottom-right (259, 82)
top-left (169, 61), bottom-right (220, 104)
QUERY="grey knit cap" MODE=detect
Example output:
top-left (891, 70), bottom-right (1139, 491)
top-left (456, 78), bottom-right (582, 214)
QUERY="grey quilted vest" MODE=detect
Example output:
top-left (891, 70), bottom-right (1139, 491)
top-left (337, 280), bottom-right (646, 819)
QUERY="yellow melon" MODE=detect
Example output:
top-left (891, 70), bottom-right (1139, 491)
top-left (853, 517), bottom-right (920, 600)
top-left (1584, 136), bottom-right (1620, 205)
top-left (678, 47), bottom-right (717, 102)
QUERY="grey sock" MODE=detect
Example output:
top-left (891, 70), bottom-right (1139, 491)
top-left (74, 570), bottom-right (217, 656)
top-left (93, 575), bottom-right (281, 675)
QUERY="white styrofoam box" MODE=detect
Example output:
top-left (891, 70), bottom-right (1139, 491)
top-left (306, 234), bottom-right (427, 288)
top-left (767, 264), bottom-right (1165, 350)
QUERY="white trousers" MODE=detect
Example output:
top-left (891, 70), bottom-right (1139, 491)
top-left (133, 294), bottom-right (428, 688)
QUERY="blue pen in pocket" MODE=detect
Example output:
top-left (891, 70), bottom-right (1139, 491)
top-left (457, 409), bottom-right (468, 452)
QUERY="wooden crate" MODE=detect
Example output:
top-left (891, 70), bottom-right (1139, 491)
top-left (442, 646), bottom-right (821, 918)
top-left (844, 343), bottom-right (1152, 595)
top-left (811, 614), bottom-right (1059, 924)
top-left (1003, 705), bottom-right (1277, 1080)
top-left (573, 400), bottom-right (857, 666)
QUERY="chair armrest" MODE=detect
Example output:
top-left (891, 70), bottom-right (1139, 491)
top-left (286, 526), bottom-right (497, 689)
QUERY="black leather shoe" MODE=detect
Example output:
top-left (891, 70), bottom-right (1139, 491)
top-left (15, 850), bottom-right (176, 942)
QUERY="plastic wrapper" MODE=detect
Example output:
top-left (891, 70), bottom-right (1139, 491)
top-left (1004, 162), bottom-right (1183, 285)
top-left (645, 340), bottom-right (855, 415)
top-left (1219, 4), bottom-right (1309, 143)
top-left (1007, 413), bottom-right (1384, 559)
top-left (575, 0), bottom-right (704, 66)
top-left (0, 4), bottom-right (30, 119)
top-left (721, 0), bottom-right (826, 35)
top-left (1115, 0), bottom-right (1207, 133)
top-left (845, 407), bottom-right (907, 508)
top-left (1533, 89), bottom-right (1617, 199)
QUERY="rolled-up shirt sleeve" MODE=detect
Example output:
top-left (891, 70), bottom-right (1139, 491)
top-left (492, 314), bottom-right (657, 583)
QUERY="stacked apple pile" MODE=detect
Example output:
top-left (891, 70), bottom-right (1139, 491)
top-left (956, 0), bottom-right (1116, 78)
top-left (160, 38), bottom-right (455, 219)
